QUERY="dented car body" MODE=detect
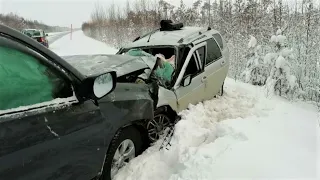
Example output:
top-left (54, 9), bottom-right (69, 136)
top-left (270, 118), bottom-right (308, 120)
top-left (117, 22), bottom-right (230, 114)
top-left (0, 24), bottom-right (154, 180)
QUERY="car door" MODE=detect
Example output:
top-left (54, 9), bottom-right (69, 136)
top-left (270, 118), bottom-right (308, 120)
top-left (202, 36), bottom-right (227, 100)
top-left (173, 42), bottom-right (207, 112)
top-left (0, 36), bottom-right (110, 180)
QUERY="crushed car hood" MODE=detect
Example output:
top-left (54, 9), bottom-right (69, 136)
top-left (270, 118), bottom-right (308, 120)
top-left (62, 54), bottom-right (157, 78)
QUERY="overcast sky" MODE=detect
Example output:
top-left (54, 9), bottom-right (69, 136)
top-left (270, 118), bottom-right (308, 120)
top-left (0, 0), bottom-right (305, 28)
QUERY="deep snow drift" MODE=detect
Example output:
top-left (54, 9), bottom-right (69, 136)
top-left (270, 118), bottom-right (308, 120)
top-left (51, 31), bottom-right (320, 180)
top-left (114, 78), bottom-right (319, 180)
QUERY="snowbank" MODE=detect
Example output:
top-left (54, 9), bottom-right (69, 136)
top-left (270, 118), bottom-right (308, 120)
top-left (115, 78), bottom-right (320, 180)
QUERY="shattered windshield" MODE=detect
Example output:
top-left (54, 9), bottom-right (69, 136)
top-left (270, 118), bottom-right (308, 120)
top-left (125, 48), bottom-right (175, 88)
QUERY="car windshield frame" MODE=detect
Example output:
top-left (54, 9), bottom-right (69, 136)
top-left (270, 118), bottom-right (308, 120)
top-left (119, 45), bottom-right (181, 89)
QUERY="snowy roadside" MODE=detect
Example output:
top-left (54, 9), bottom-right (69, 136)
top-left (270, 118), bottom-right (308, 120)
top-left (50, 31), bottom-right (320, 180)
top-left (46, 31), bottom-right (70, 36)
top-left (47, 31), bottom-right (70, 45)
top-left (115, 78), bottom-right (320, 180)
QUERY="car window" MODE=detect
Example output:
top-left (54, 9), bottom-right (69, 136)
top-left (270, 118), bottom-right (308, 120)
top-left (183, 53), bottom-right (200, 78)
top-left (33, 31), bottom-right (41, 36)
top-left (197, 46), bottom-right (206, 69)
top-left (206, 38), bottom-right (222, 65)
top-left (0, 45), bottom-right (72, 111)
top-left (213, 33), bottom-right (224, 50)
top-left (23, 30), bottom-right (35, 36)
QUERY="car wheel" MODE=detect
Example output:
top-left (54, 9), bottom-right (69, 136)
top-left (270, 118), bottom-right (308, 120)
top-left (101, 126), bottom-right (143, 180)
top-left (146, 112), bottom-right (171, 142)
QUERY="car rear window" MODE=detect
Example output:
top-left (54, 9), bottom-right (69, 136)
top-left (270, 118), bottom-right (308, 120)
top-left (33, 31), bottom-right (41, 36)
top-left (213, 33), bottom-right (224, 50)
top-left (23, 30), bottom-right (35, 36)
top-left (205, 38), bottom-right (222, 66)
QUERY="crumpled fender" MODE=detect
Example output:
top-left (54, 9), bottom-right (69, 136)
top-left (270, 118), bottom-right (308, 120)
top-left (98, 83), bottom-right (154, 129)
top-left (156, 86), bottom-right (177, 112)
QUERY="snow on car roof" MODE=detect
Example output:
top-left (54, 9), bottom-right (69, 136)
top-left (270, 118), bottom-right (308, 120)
top-left (23, 29), bottom-right (39, 31)
top-left (123, 26), bottom-right (218, 48)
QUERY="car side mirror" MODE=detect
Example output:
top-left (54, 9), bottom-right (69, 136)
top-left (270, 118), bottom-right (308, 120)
top-left (92, 72), bottom-right (116, 99)
top-left (46, 34), bottom-right (48, 36)
top-left (181, 75), bottom-right (192, 87)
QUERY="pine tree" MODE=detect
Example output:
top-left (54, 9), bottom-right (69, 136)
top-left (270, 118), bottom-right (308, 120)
top-left (264, 29), bottom-right (298, 98)
top-left (241, 35), bottom-right (268, 86)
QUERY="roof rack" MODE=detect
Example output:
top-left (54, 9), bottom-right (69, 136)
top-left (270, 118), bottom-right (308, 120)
top-left (160, 20), bottom-right (183, 31)
top-left (177, 27), bottom-right (211, 44)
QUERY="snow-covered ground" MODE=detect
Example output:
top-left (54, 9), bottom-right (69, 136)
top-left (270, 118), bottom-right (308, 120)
top-left (46, 31), bottom-right (69, 36)
top-left (115, 79), bottom-right (320, 180)
top-left (49, 30), bottom-right (117, 56)
top-left (47, 31), bottom-right (71, 45)
top-left (51, 31), bottom-right (320, 180)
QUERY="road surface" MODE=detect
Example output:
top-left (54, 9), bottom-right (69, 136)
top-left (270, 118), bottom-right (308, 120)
top-left (47, 31), bottom-right (70, 45)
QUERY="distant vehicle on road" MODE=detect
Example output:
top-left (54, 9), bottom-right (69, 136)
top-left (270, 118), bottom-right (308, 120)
top-left (21, 28), bottom-right (49, 48)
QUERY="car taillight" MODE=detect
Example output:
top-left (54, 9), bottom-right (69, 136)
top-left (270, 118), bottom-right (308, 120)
top-left (40, 37), bottom-right (44, 42)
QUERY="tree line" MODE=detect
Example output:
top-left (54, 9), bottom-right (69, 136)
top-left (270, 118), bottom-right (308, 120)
top-left (0, 13), bottom-right (69, 32)
top-left (82, 0), bottom-right (320, 103)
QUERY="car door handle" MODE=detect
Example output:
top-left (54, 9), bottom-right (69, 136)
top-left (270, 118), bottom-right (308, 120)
top-left (221, 60), bottom-right (226, 66)
top-left (201, 76), bottom-right (207, 82)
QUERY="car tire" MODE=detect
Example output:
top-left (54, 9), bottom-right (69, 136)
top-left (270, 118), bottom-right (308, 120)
top-left (101, 126), bottom-right (143, 180)
top-left (146, 108), bottom-right (172, 143)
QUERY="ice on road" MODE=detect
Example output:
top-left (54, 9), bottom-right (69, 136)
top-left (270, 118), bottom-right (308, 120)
top-left (51, 31), bottom-right (320, 180)
top-left (49, 30), bottom-right (117, 56)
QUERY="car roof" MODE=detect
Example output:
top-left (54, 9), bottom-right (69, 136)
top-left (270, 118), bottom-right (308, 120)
top-left (122, 26), bottom-right (220, 49)
top-left (23, 29), bottom-right (40, 31)
top-left (0, 24), bottom-right (84, 80)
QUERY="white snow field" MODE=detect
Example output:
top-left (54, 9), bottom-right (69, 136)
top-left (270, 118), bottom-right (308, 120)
top-left (51, 31), bottom-right (320, 180)
top-left (49, 30), bottom-right (117, 56)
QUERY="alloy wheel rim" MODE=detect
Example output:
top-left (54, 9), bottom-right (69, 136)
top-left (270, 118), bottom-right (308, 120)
top-left (110, 139), bottom-right (135, 179)
top-left (147, 114), bottom-right (171, 142)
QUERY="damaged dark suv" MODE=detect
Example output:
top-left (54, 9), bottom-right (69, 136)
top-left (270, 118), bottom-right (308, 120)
top-left (0, 25), bottom-right (155, 180)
